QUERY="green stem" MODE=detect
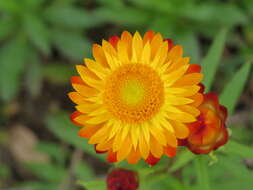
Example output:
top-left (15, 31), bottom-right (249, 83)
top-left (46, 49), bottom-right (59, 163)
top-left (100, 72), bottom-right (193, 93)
top-left (194, 156), bottom-right (210, 190)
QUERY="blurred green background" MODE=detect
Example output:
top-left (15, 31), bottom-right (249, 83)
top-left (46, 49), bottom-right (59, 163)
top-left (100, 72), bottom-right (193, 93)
top-left (0, 0), bottom-right (253, 190)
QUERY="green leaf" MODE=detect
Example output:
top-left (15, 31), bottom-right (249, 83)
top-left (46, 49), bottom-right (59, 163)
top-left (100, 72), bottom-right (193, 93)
top-left (0, 162), bottom-right (11, 179)
top-left (194, 156), bottom-right (210, 190)
top-left (201, 29), bottom-right (227, 92)
top-left (220, 62), bottom-right (252, 114)
top-left (0, 0), bottom-right (20, 13)
top-left (94, 6), bottom-right (150, 26)
top-left (25, 51), bottom-right (42, 97)
top-left (0, 17), bottom-right (16, 40)
top-left (18, 181), bottom-right (59, 190)
top-left (74, 161), bottom-right (95, 181)
top-left (25, 163), bottom-right (65, 183)
top-left (52, 29), bottom-right (89, 60)
top-left (44, 6), bottom-right (100, 29)
top-left (78, 179), bottom-right (106, 190)
top-left (223, 140), bottom-right (253, 158)
top-left (36, 141), bottom-right (68, 166)
top-left (0, 34), bottom-right (28, 102)
top-left (23, 14), bottom-right (51, 55)
top-left (45, 112), bottom-right (104, 160)
top-left (169, 149), bottom-right (195, 172)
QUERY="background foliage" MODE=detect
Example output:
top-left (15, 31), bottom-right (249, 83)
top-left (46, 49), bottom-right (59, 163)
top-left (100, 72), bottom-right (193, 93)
top-left (0, 0), bottom-right (253, 189)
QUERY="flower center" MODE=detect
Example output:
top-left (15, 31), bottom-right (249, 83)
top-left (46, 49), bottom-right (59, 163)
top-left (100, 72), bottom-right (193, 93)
top-left (120, 79), bottom-right (145, 106)
top-left (103, 64), bottom-right (164, 124)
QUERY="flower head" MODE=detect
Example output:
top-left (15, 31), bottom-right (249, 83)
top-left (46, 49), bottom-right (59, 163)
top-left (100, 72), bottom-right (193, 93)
top-left (180, 93), bottom-right (229, 154)
top-left (68, 31), bottom-right (203, 164)
top-left (106, 168), bottom-right (139, 190)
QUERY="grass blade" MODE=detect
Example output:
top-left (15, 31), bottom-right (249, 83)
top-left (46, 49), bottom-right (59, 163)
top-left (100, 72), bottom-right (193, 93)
top-left (220, 62), bottom-right (252, 114)
top-left (194, 156), bottom-right (210, 190)
top-left (201, 29), bottom-right (227, 92)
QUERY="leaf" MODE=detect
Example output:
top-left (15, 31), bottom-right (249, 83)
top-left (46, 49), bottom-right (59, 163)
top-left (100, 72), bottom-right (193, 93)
top-left (25, 51), bottom-right (42, 97)
top-left (18, 182), bottom-right (59, 190)
top-left (222, 140), bottom-right (253, 159)
top-left (52, 28), bottom-right (89, 60)
top-left (220, 62), bottom-right (252, 114)
top-left (74, 161), bottom-right (95, 181)
top-left (23, 14), bottom-right (51, 55)
top-left (0, 162), bottom-right (11, 179)
top-left (36, 141), bottom-right (68, 166)
top-left (201, 29), bottom-right (227, 92)
top-left (0, 17), bottom-right (16, 40)
top-left (0, 34), bottom-right (28, 102)
top-left (0, 0), bottom-right (20, 13)
top-left (44, 6), bottom-right (101, 29)
top-left (78, 179), bottom-right (106, 190)
top-left (25, 163), bottom-right (65, 183)
top-left (194, 156), bottom-right (210, 190)
top-left (45, 112), bottom-right (104, 160)
top-left (93, 6), bottom-right (150, 26)
top-left (169, 149), bottom-right (195, 172)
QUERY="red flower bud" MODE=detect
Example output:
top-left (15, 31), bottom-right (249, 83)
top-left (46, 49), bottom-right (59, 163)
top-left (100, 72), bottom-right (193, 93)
top-left (181, 93), bottom-right (229, 154)
top-left (107, 168), bottom-right (139, 190)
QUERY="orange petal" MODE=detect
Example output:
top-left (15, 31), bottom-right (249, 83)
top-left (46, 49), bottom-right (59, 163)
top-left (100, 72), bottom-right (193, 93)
top-left (127, 148), bottom-right (141, 164)
top-left (143, 30), bottom-right (155, 43)
top-left (145, 153), bottom-right (160, 166)
top-left (70, 111), bottom-right (83, 126)
top-left (68, 92), bottom-right (86, 104)
top-left (109, 36), bottom-right (120, 49)
top-left (164, 39), bottom-right (174, 50)
top-left (78, 125), bottom-right (102, 138)
top-left (71, 76), bottom-right (84, 85)
top-left (164, 146), bottom-right (177, 158)
top-left (107, 150), bottom-right (117, 163)
top-left (186, 64), bottom-right (201, 74)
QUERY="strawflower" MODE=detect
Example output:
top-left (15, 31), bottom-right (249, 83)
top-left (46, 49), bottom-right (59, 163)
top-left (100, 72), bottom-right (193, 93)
top-left (180, 93), bottom-right (229, 154)
top-left (68, 31), bottom-right (203, 164)
top-left (106, 168), bottom-right (139, 190)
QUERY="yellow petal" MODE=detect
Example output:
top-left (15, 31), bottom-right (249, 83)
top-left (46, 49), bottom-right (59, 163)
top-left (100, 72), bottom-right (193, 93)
top-left (117, 136), bottom-right (132, 161)
top-left (120, 31), bottom-right (132, 59)
top-left (163, 65), bottom-right (189, 87)
top-left (139, 133), bottom-right (149, 159)
top-left (163, 131), bottom-right (178, 147)
top-left (169, 120), bottom-right (189, 139)
top-left (166, 95), bottom-right (194, 105)
top-left (165, 111), bottom-right (196, 123)
top-left (86, 113), bottom-right (111, 124)
top-left (131, 125), bottom-right (140, 150)
top-left (150, 135), bottom-right (163, 158)
top-left (92, 44), bottom-right (109, 68)
top-left (72, 84), bottom-right (98, 97)
top-left (149, 125), bottom-right (167, 146)
top-left (89, 124), bottom-right (110, 144)
top-left (68, 92), bottom-right (86, 104)
top-left (76, 65), bottom-right (103, 90)
top-left (132, 31), bottom-right (143, 62)
top-left (150, 33), bottom-right (163, 59)
top-left (141, 42), bottom-right (151, 64)
top-left (76, 104), bottom-right (100, 113)
top-left (174, 73), bottom-right (203, 86)
top-left (166, 85), bottom-right (200, 97)
top-left (84, 58), bottom-right (109, 79)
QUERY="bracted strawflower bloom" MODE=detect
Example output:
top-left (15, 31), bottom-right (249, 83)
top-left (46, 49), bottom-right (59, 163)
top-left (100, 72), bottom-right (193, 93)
top-left (106, 168), bottom-right (139, 190)
top-left (180, 92), bottom-right (229, 154)
top-left (68, 31), bottom-right (204, 165)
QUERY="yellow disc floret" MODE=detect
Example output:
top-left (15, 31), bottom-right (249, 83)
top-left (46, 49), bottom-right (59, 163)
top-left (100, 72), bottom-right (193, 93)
top-left (103, 64), bottom-right (164, 124)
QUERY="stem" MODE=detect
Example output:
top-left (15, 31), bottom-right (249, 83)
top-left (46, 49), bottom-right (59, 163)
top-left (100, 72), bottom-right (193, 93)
top-left (194, 156), bottom-right (210, 190)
